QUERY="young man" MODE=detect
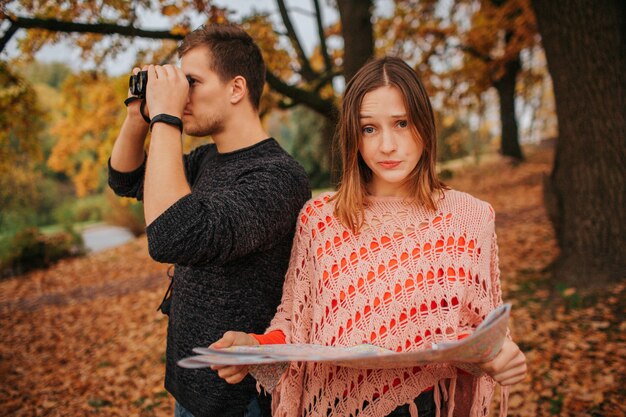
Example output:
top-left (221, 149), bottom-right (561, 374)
top-left (108, 24), bottom-right (311, 417)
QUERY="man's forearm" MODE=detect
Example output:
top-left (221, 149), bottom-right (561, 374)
top-left (143, 123), bottom-right (191, 226)
top-left (110, 117), bottom-right (149, 172)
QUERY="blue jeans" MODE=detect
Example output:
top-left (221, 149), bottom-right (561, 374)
top-left (174, 396), bottom-right (262, 417)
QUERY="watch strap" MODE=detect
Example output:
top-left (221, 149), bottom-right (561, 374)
top-left (150, 113), bottom-right (183, 133)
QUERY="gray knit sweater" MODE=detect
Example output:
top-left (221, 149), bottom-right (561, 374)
top-left (108, 138), bottom-right (311, 417)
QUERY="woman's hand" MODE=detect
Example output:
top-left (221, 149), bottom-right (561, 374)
top-left (210, 331), bottom-right (259, 384)
top-left (479, 339), bottom-right (527, 386)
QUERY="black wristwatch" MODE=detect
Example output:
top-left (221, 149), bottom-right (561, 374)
top-left (150, 114), bottom-right (183, 133)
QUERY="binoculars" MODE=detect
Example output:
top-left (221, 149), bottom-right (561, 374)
top-left (129, 70), bottom-right (194, 98)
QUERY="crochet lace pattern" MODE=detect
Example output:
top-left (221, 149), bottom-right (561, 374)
top-left (254, 190), bottom-right (508, 417)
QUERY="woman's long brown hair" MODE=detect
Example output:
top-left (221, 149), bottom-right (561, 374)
top-left (331, 56), bottom-right (447, 233)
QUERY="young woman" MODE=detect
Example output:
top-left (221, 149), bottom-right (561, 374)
top-left (210, 56), bottom-right (527, 417)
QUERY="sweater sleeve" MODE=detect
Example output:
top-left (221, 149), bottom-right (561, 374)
top-left (145, 165), bottom-right (310, 266)
top-left (456, 207), bottom-right (505, 379)
top-left (460, 205), bottom-right (502, 328)
top-left (251, 330), bottom-right (286, 345)
top-left (265, 205), bottom-right (314, 341)
top-left (107, 156), bottom-right (147, 200)
top-left (107, 145), bottom-right (209, 201)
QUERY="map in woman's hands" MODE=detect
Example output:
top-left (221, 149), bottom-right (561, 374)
top-left (178, 303), bottom-right (510, 370)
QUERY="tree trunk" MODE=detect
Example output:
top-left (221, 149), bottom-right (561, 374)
top-left (337, 0), bottom-right (375, 83)
top-left (532, 0), bottom-right (626, 286)
top-left (494, 55), bottom-right (524, 161)
top-left (329, 0), bottom-right (374, 184)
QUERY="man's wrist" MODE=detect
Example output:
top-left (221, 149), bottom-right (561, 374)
top-left (123, 115), bottom-right (150, 135)
top-left (150, 114), bottom-right (183, 133)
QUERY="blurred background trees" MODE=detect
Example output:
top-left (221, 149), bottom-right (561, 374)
top-left (0, 0), bottom-right (623, 285)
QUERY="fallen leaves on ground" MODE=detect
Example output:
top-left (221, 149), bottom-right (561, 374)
top-left (1, 146), bottom-right (624, 416)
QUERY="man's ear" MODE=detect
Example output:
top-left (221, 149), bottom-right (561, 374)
top-left (230, 76), bottom-right (247, 105)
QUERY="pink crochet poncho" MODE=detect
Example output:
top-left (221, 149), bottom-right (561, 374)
top-left (253, 190), bottom-right (509, 417)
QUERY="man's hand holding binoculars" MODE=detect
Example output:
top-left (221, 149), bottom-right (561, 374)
top-left (145, 64), bottom-right (189, 121)
top-left (126, 65), bottom-right (191, 133)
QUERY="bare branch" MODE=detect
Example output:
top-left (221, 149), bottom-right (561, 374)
top-left (266, 69), bottom-right (336, 117)
top-left (312, 0), bottom-right (332, 72)
top-left (313, 69), bottom-right (341, 92)
top-left (275, 0), bottom-right (317, 81)
top-left (0, 21), bottom-right (18, 53)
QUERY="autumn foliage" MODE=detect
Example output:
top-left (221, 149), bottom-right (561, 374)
top-left (46, 72), bottom-right (128, 196)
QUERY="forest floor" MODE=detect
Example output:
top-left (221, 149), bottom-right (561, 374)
top-left (1, 145), bottom-right (624, 417)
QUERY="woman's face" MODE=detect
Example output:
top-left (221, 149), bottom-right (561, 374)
top-left (358, 86), bottom-right (423, 197)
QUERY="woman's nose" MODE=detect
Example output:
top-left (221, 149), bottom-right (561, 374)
top-left (380, 130), bottom-right (397, 153)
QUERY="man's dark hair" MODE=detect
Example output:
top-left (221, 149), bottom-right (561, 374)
top-left (178, 24), bottom-right (266, 110)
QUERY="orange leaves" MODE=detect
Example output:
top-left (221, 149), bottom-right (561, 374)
top-left (0, 235), bottom-right (172, 416)
top-left (171, 24), bottom-right (191, 37)
top-left (161, 4), bottom-right (182, 17)
top-left (375, 0), bottom-right (539, 108)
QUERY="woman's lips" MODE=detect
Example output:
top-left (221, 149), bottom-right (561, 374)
top-left (378, 161), bottom-right (401, 169)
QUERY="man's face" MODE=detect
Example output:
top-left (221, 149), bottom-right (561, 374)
top-left (180, 46), bottom-right (230, 137)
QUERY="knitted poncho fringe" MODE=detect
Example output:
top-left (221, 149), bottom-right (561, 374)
top-left (252, 190), bottom-right (510, 417)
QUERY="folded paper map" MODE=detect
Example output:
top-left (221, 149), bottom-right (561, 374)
top-left (178, 303), bottom-right (510, 370)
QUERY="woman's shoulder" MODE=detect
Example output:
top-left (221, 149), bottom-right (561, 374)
top-left (299, 191), bottom-right (337, 218)
top-left (294, 192), bottom-right (339, 239)
top-left (440, 189), bottom-right (496, 223)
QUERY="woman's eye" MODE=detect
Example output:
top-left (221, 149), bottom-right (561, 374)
top-left (362, 126), bottom-right (375, 135)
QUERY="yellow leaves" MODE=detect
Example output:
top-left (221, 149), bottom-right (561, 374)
top-left (74, 159), bottom-right (100, 197)
top-left (0, 61), bottom-right (43, 176)
top-left (243, 15), bottom-right (293, 81)
top-left (47, 72), bottom-right (128, 196)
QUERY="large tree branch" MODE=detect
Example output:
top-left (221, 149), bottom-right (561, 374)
top-left (312, 0), bottom-right (332, 72)
top-left (275, 0), bottom-right (317, 82)
top-left (266, 69), bottom-right (336, 118)
top-left (0, 15), bottom-right (184, 52)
